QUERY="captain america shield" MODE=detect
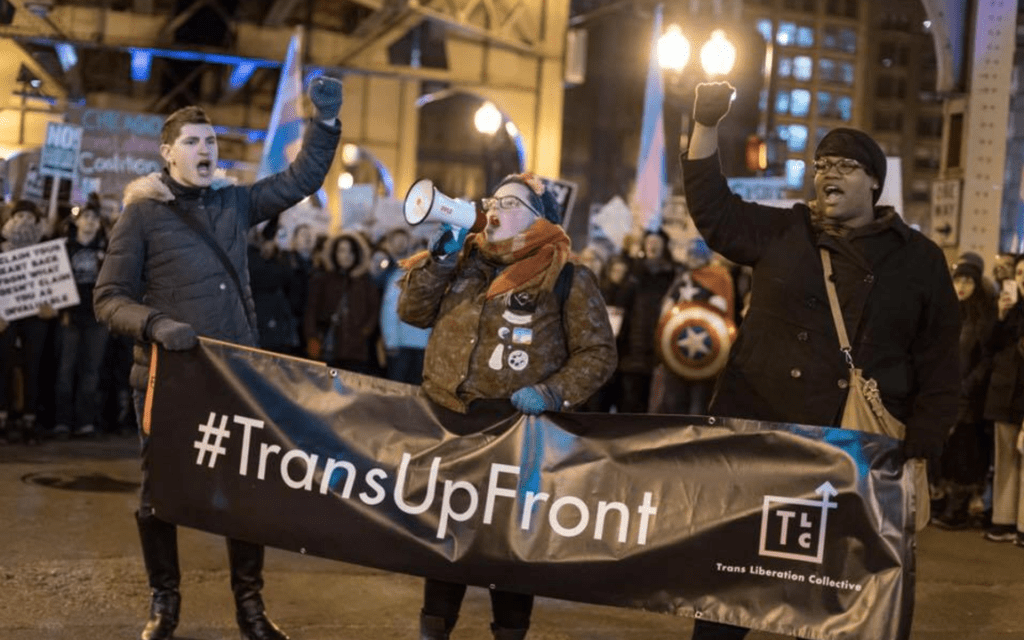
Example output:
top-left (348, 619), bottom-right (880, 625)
top-left (655, 300), bottom-right (737, 381)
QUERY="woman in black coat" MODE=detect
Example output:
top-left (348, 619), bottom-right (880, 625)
top-left (933, 253), bottom-right (996, 528)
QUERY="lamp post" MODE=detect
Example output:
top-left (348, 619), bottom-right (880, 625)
top-left (474, 101), bottom-right (503, 192)
top-left (657, 25), bottom-right (736, 188)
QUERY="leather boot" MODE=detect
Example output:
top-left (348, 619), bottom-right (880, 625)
top-left (933, 483), bottom-right (972, 530)
top-left (491, 624), bottom-right (528, 640)
top-left (136, 511), bottom-right (181, 640)
top-left (227, 538), bottom-right (289, 640)
top-left (420, 612), bottom-right (455, 640)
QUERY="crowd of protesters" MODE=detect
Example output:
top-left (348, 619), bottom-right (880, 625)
top-left (6, 190), bottom-right (1024, 550)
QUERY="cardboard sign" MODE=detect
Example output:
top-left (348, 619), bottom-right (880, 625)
top-left (537, 175), bottom-right (578, 228)
top-left (39, 122), bottom-right (83, 180)
top-left (0, 238), bottom-right (81, 321)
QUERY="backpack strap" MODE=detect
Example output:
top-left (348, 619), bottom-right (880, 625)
top-left (554, 261), bottom-right (575, 308)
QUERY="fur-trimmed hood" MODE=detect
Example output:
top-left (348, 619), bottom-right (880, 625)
top-left (122, 171), bottom-right (235, 208)
top-left (327, 230), bottom-right (373, 278)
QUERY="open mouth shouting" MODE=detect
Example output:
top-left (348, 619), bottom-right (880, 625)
top-left (196, 159), bottom-right (212, 177)
top-left (822, 184), bottom-right (843, 204)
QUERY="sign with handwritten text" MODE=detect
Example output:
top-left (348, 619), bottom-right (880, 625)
top-left (0, 239), bottom-right (80, 321)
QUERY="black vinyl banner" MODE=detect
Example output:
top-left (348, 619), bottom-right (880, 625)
top-left (146, 339), bottom-right (916, 640)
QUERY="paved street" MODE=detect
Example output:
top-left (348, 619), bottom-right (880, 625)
top-left (1, 435), bottom-right (1022, 640)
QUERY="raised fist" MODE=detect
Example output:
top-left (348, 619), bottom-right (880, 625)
top-left (693, 81), bottom-right (736, 127)
top-left (308, 76), bottom-right (343, 122)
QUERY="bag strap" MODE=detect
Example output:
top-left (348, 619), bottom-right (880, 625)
top-left (819, 248), bottom-right (855, 370)
top-left (554, 261), bottom-right (575, 308)
top-left (166, 200), bottom-right (254, 333)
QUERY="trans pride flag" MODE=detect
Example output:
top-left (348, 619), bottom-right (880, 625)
top-left (258, 29), bottom-right (304, 180)
top-left (633, 4), bottom-right (667, 231)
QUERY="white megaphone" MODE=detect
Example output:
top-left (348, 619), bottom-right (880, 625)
top-left (403, 178), bottom-right (485, 232)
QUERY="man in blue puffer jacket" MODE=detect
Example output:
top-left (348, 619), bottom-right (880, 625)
top-left (94, 76), bottom-right (343, 640)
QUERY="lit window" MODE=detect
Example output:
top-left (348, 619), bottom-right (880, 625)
top-left (777, 22), bottom-right (796, 46)
top-left (797, 26), bottom-right (814, 48)
top-left (790, 89), bottom-right (811, 117)
top-left (786, 124), bottom-right (808, 151)
top-left (775, 92), bottom-right (790, 114)
top-left (840, 62), bottom-right (854, 85)
top-left (778, 56), bottom-right (793, 78)
top-left (786, 159), bottom-right (806, 190)
top-left (837, 96), bottom-right (852, 121)
top-left (793, 56), bottom-right (812, 81)
top-left (817, 91), bottom-right (833, 117)
top-left (757, 19), bottom-right (773, 42)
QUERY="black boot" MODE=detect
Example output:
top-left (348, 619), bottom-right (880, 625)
top-left (491, 624), bottom-right (528, 640)
top-left (420, 612), bottom-right (455, 640)
top-left (228, 539), bottom-right (289, 640)
top-left (933, 483), bottom-right (972, 530)
top-left (136, 511), bottom-right (181, 640)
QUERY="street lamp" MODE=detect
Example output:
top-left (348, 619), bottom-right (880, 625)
top-left (474, 101), bottom-right (503, 190)
top-left (700, 29), bottom-right (737, 77)
top-left (474, 101), bottom-right (502, 136)
top-left (657, 25), bottom-right (736, 187)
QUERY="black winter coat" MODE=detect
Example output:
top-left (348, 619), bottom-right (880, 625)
top-left (682, 153), bottom-right (960, 449)
top-left (94, 119), bottom-right (339, 389)
top-left (983, 302), bottom-right (1024, 424)
top-left (957, 298), bottom-right (995, 424)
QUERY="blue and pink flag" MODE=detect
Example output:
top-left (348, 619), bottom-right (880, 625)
top-left (633, 4), bottom-right (667, 231)
top-left (257, 29), bottom-right (305, 180)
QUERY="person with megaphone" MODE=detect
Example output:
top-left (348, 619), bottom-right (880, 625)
top-left (397, 173), bottom-right (617, 640)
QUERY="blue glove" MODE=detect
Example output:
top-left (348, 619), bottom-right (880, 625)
top-left (431, 223), bottom-right (468, 257)
top-left (511, 385), bottom-right (561, 415)
top-left (308, 76), bottom-right (343, 121)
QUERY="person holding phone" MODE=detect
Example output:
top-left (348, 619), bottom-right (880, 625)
top-left (981, 254), bottom-right (1024, 545)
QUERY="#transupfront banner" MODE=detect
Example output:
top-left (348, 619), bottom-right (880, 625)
top-left (146, 339), bottom-right (916, 640)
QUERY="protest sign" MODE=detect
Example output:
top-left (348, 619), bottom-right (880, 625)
top-left (39, 122), bottom-right (83, 181)
top-left (0, 238), bottom-right (80, 320)
top-left (146, 339), bottom-right (917, 640)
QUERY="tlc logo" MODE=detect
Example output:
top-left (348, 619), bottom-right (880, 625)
top-left (758, 482), bottom-right (838, 564)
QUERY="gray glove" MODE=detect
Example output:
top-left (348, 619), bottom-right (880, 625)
top-left (308, 76), bottom-right (343, 121)
top-left (693, 81), bottom-right (735, 127)
top-left (147, 315), bottom-right (198, 351)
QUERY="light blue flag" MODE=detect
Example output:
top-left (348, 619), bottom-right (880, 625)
top-left (633, 4), bottom-right (667, 231)
top-left (258, 29), bottom-right (304, 180)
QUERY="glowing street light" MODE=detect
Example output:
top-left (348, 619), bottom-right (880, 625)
top-left (700, 29), bottom-right (736, 77)
top-left (657, 24), bottom-right (690, 72)
top-left (474, 101), bottom-right (502, 135)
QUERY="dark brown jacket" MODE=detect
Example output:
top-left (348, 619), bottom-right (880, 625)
top-left (398, 248), bottom-right (617, 413)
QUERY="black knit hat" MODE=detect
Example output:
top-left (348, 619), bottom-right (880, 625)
top-left (815, 127), bottom-right (887, 203)
top-left (953, 251), bottom-right (984, 282)
top-left (8, 199), bottom-right (42, 221)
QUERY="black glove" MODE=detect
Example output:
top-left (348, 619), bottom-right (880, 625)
top-left (308, 76), bottom-right (343, 122)
top-left (693, 81), bottom-right (736, 127)
top-left (901, 430), bottom-right (942, 466)
top-left (147, 315), bottom-right (198, 351)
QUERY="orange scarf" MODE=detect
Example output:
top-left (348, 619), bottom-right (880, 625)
top-left (474, 219), bottom-right (571, 299)
top-left (399, 219), bottom-right (571, 300)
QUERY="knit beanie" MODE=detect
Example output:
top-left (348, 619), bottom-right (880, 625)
top-left (952, 251), bottom-right (984, 282)
top-left (815, 127), bottom-right (887, 203)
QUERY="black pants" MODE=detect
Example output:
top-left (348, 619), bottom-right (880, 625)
top-left (423, 578), bottom-right (533, 630)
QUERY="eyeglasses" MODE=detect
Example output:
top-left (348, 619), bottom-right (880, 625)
top-left (481, 195), bottom-right (541, 218)
top-left (813, 158), bottom-right (865, 175)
